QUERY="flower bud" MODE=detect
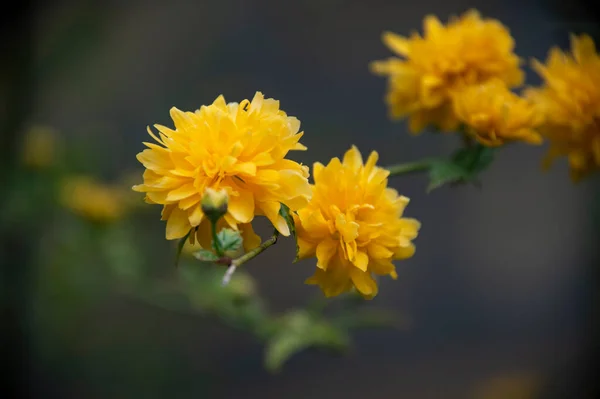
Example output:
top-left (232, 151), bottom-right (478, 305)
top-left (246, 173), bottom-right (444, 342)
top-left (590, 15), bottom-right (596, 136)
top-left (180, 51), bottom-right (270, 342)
top-left (201, 187), bottom-right (228, 223)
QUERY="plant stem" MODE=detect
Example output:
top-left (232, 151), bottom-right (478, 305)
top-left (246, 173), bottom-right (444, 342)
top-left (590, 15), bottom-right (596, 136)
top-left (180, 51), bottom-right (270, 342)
top-left (210, 220), bottom-right (223, 256)
top-left (222, 233), bottom-right (279, 286)
top-left (386, 160), bottom-right (432, 177)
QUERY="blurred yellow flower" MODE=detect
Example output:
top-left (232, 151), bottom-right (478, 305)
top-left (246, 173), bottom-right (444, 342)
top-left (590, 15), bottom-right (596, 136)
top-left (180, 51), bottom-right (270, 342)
top-left (61, 176), bottom-right (127, 223)
top-left (472, 371), bottom-right (541, 399)
top-left (22, 126), bottom-right (59, 169)
top-left (526, 34), bottom-right (600, 181)
top-left (370, 10), bottom-right (523, 133)
top-left (453, 79), bottom-right (543, 146)
top-left (294, 146), bottom-right (420, 299)
top-left (133, 92), bottom-right (311, 250)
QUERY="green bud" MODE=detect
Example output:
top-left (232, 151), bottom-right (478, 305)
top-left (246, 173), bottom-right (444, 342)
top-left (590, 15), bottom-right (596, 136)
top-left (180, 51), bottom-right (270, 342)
top-left (201, 187), bottom-right (228, 223)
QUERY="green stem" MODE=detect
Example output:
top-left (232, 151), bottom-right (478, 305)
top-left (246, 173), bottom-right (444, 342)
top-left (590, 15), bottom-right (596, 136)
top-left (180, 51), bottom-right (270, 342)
top-left (222, 232), bottom-right (279, 285)
top-left (386, 160), bottom-right (432, 177)
top-left (210, 220), bottom-right (223, 256)
top-left (234, 234), bottom-right (278, 266)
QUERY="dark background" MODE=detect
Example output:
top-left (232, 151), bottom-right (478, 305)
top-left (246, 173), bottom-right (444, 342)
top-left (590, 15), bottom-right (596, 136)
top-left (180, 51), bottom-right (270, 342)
top-left (2, 0), bottom-right (599, 398)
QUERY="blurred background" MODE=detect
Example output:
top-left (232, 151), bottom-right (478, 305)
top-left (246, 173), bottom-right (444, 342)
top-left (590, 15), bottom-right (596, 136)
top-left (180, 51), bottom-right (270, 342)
top-left (2, 0), bottom-right (599, 398)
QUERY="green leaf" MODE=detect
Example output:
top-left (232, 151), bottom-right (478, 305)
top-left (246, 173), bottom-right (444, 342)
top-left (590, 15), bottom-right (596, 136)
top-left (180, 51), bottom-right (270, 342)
top-left (174, 230), bottom-right (192, 267)
top-left (279, 203), bottom-right (302, 263)
top-left (214, 228), bottom-right (243, 255)
top-left (264, 310), bottom-right (349, 372)
top-left (193, 249), bottom-right (219, 262)
top-left (427, 144), bottom-right (497, 192)
top-left (427, 160), bottom-right (470, 192)
top-left (177, 262), bottom-right (268, 333)
top-left (265, 332), bottom-right (309, 373)
top-left (279, 203), bottom-right (296, 237)
top-left (453, 144), bottom-right (496, 174)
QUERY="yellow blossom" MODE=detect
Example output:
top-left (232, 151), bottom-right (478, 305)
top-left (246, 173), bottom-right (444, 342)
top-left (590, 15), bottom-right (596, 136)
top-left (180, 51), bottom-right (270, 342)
top-left (22, 126), bottom-right (59, 169)
top-left (133, 92), bottom-right (311, 251)
top-left (453, 79), bottom-right (543, 146)
top-left (60, 176), bottom-right (127, 223)
top-left (294, 146), bottom-right (420, 299)
top-left (370, 10), bottom-right (523, 133)
top-left (526, 34), bottom-right (600, 181)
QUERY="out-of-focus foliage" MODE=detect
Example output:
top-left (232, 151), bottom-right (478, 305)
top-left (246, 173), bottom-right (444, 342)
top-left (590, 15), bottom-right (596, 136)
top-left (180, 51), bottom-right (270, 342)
top-left (426, 142), bottom-right (496, 192)
top-left (9, 126), bottom-right (403, 373)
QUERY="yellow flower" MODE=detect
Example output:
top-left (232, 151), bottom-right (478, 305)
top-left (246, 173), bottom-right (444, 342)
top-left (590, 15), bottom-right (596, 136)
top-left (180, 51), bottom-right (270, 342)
top-left (22, 126), bottom-right (59, 169)
top-left (61, 176), bottom-right (127, 223)
top-left (370, 10), bottom-right (523, 133)
top-left (453, 79), bottom-right (543, 146)
top-left (526, 34), bottom-right (600, 181)
top-left (294, 146), bottom-right (420, 299)
top-left (133, 92), bottom-right (311, 251)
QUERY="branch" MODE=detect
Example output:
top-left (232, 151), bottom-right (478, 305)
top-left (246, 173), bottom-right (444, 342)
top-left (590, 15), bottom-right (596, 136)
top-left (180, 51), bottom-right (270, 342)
top-left (222, 232), bottom-right (279, 285)
top-left (386, 160), bottom-right (432, 177)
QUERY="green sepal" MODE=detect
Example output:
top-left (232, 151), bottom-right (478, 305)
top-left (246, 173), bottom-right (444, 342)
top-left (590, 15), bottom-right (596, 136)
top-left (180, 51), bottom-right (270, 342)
top-left (193, 249), bottom-right (219, 262)
top-left (213, 228), bottom-right (243, 256)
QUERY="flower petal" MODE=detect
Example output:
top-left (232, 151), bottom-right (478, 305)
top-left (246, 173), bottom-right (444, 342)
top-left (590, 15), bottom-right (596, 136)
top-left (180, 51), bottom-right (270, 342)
top-left (228, 189), bottom-right (255, 223)
top-left (352, 250), bottom-right (369, 272)
top-left (166, 207), bottom-right (191, 240)
top-left (240, 223), bottom-right (261, 251)
top-left (316, 239), bottom-right (338, 270)
top-left (349, 268), bottom-right (378, 299)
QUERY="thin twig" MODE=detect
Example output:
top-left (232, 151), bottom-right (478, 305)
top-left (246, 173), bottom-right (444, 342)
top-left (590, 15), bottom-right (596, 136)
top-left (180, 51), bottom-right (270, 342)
top-left (386, 160), bottom-right (432, 177)
top-left (221, 233), bottom-right (279, 286)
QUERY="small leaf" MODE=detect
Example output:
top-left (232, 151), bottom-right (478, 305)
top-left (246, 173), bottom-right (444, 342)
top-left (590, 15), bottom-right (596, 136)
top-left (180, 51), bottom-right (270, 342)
top-left (453, 144), bottom-right (496, 174)
top-left (280, 203), bottom-right (302, 262)
top-left (264, 310), bottom-right (349, 372)
top-left (265, 332), bottom-right (309, 373)
top-left (427, 160), bottom-right (469, 192)
top-left (427, 144), bottom-right (497, 192)
top-left (278, 203), bottom-right (296, 237)
top-left (215, 228), bottom-right (243, 255)
top-left (174, 230), bottom-right (191, 267)
top-left (193, 249), bottom-right (219, 262)
top-left (471, 147), bottom-right (496, 174)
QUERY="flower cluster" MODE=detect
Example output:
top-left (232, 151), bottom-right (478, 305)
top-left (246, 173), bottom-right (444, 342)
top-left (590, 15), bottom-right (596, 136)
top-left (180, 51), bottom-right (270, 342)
top-left (372, 10), bottom-right (600, 181)
top-left (526, 35), bottom-right (600, 181)
top-left (370, 10), bottom-right (524, 135)
top-left (134, 93), bottom-right (419, 298)
top-left (134, 9), bottom-right (599, 302)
